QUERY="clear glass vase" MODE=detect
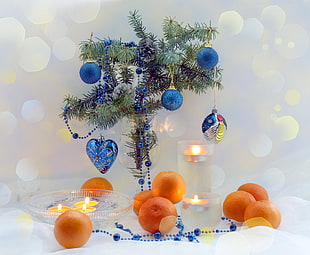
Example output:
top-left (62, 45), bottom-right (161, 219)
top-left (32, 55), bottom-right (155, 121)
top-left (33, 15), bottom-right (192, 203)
top-left (118, 113), bottom-right (160, 180)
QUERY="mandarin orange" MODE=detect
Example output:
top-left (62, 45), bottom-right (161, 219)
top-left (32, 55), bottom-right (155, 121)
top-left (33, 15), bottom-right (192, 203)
top-left (81, 177), bottom-right (113, 193)
top-left (138, 197), bottom-right (177, 234)
top-left (54, 210), bottom-right (93, 248)
top-left (237, 183), bottom-right (269, 201)
top-left (133, 190), bottom-right (153, 215)
top-left (244, 200), bottom-right (281, 228)
top-left (223, 190), bottom-right (256, 222)
top-left (152, 171), bottom-right (186, 204)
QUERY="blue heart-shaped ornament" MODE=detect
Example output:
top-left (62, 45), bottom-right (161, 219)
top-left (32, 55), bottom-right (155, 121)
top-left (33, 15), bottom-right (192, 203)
top-left (86, 138), bottom-right (118, 174)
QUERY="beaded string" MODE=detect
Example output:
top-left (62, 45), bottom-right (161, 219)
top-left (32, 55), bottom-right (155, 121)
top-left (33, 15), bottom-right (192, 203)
top-left (92, 216), bottom-right (237, 242)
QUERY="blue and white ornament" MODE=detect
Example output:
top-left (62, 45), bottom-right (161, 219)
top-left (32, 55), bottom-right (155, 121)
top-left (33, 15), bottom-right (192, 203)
top-left (202, 109), bottom-right (227, 143)
top-left (197, 46), bottom-right (219, 70)
top-left (86, 138), bottom-right (118, 174)
top-left (79, 62), bottom-right (102, 84)
top-left (161, 89), bottom-right (183, 111)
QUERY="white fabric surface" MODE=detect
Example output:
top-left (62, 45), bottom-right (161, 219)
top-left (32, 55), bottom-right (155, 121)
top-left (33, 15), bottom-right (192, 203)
top-left (1, 195), bottom-right (310, 255)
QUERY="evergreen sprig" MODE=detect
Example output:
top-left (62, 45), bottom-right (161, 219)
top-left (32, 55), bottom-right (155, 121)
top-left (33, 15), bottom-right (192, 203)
top-left (61, 11), bottom-right (223, 177)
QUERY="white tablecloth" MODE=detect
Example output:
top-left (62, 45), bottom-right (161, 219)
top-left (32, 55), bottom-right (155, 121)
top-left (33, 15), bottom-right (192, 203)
top-left (1, 195), bottom-right (310, 255)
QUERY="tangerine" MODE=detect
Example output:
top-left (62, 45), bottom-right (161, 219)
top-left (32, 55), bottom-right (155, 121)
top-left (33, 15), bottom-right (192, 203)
top-left (138, 196), bottom-right (177, 234)
top-left (133, 190), bottom-right (153, 215)
top-left (238, 183), bottom-right (269, 201)
top-left (223, 190), bottom-right (256, 222)
top-left (81, 177), bottom-right (113, 194)
top-left (54, 210), bottom-right (93, 248)
top-left (152, 171), bottom-right (186, 204)
top-left (244, 200), bottom-right (281, 229)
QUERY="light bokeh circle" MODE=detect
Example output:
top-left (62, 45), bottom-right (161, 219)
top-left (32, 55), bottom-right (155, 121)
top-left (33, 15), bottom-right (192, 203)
top-left (21, 99), bottom-right (45, 122)
top-left (274, 24), bottom-right (309, 59)
top-left (249, 133), bottom-right (272, 157)
top-left (218, 11), bottom-right (244, 37)
top-left (0, 70), bottom-right (17, 84)
top-left (260, 5), bottom-right (286, 31)
top-left (18, 37), bottom-right (51, 72)
top-left (53, 37), bottom-right (77, 61)
top-left (285, 90), bottom-right (301, 105)
top-left (0, 17), bottom-right (25, 48)
top-left (23, 0), bottom-right (56, 24)
top-left (68, 0), bottom-right (101, 23)
top-left (0, 111), bottom-right (17, 136)
top-left (261, 167), bottom-right (286, 191)
top-left (274, 115), bottom-right (299, 141)
top-left (241, 18), bottom-right (264, 40)
top-left (16, 158), bottom-right (39, 181)
top-left (0, 182), bottom-right (11, 206)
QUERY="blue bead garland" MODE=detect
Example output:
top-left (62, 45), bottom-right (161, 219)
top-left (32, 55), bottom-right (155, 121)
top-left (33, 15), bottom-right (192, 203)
top-left (92, 216), bottom-right (237, 243)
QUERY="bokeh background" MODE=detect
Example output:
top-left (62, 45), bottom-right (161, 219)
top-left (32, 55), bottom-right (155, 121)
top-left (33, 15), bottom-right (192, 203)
top-left (1, 0), bottom-right (310, 206)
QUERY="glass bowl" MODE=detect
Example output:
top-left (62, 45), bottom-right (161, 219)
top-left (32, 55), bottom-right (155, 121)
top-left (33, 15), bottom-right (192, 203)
top-left (25, 189), bottom-right (133, 227)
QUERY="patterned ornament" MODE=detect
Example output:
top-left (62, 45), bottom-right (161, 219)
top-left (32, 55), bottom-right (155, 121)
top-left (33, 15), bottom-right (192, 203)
top-left (86, 138), bottom-right (118, 174)
top-left (201, 109), bottom-right (227, 143)
top-left (161, 89), bottom-right (183, 111)
top-left (197, 46), bottom-right (219, 70)
top-left (79, 62), bottom-right (102, 84)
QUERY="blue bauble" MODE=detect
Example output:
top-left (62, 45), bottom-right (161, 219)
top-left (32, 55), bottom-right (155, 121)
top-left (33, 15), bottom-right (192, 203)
top-left (79, 62), bottom-right (101, 84)
top-left (197, 47), bottom-right (219, 70)
top-left (161, 89), bottom-right (183, 111)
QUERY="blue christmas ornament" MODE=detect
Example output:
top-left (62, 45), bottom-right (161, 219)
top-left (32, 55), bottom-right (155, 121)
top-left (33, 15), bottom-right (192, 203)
top-left (161, 89), bottom-right (183, 111)
top-left (197, 47), bottom-right (219, 70)
top-left (86, 138), bottom-right (118, 174)
top-left (202, 109), bottom-right (227, 143)
top-left (79, 62), bottom-right (102, 84)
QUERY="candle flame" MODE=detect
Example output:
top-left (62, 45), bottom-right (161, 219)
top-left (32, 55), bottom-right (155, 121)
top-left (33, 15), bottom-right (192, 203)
top-left (57, 204), bottom-right (62, 211)
top-left (191, 145), bottom-right (201, 155)
top-left (193, 194), bottom-right (199, 202)
top-left (85, 197), bottom-right (90, 205)
top-left (82, 203), bottom-right (87, 211)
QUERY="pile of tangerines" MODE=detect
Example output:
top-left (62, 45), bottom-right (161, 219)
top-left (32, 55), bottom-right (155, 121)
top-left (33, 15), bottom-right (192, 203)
top-left (53, 174), bottom-right (281, 249)
top-left (223, 183), bottom-right (281, 229)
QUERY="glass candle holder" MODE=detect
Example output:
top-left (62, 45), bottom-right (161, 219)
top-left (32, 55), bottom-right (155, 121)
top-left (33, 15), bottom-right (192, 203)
top-left (177, 140), bottom-right (214, 194)
top-left (181, 192), bottom-right (221, 229)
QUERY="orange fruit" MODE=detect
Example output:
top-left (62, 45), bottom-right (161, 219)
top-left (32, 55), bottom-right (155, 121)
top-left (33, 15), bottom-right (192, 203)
top-left (81, 177), bottom-right (113, 194)
top-left (133, 190), bottom-right (153, 215)
top-left (54, 210), bottom-right (93, 248)
top-left (152, 171), bottom-right (186, 204)
top-left (223, 190), bottom-right (256, 222)
top-left (244, 200), bottom-right (282, 229)
top-left (237, 183), bottom-right (269, 201)
top-left (138, 196), bottom-right (177, 234)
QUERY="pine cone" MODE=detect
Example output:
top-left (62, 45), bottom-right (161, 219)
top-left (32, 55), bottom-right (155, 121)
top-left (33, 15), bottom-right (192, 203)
top-left (139, 38), bottom-right (158, 62)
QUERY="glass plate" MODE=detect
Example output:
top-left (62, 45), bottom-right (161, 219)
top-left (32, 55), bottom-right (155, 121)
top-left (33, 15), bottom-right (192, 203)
top-left (25, 189), bottom-right (133, 227)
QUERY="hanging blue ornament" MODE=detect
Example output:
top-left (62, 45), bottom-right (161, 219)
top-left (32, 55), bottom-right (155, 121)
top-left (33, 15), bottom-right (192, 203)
top-left (161, 89), bottom-right (183, 111)
top-left (197, 46), bottom-right (219, 70)
top-left (86, 137), bottom-right (118, 174)
top-left (202, 109), bottom-right (227, 143)
top-left (79, 62), bottom-right (102, 84)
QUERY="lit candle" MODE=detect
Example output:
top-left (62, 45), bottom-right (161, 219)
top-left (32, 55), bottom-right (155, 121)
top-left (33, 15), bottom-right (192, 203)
top-left (184, 144), bottom-right (208, 162)
top-left (48, 204), bottom-right (72, 212)
top-left (73, 203), bottom-right (96, 213)
top-left (181, 192), bottom-right (221, 228)
top-left (74, 197), bottom-right (98, 207)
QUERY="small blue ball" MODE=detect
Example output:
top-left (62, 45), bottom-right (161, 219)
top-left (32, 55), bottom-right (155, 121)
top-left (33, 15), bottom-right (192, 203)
top-left (197, 47), bottom-right (219, 70)
top-left (113, 233), bottom-right (121, 241)
top-left (79, 62), bottom-right (101, 84)
top-left (161, 89), bottom-right (183, 111)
